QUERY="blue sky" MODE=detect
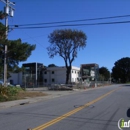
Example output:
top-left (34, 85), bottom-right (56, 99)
top-left (0, 0), bottom-right (130, 71)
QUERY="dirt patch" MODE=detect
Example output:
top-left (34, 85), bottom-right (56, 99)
top-left (17, 91), bottom-right (48, 99)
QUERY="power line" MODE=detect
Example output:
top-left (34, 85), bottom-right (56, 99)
top-left (22, 34), bottom-right (47, 40)
top-left (12, 20), bottom-right (130, 29)
top-left (22, 31), bottom-right (47, 49)
top-left (9, 14), bottom-right (130, 27)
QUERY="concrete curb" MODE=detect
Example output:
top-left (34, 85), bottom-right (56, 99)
top-left (0, 85), bottom-right (114, 110)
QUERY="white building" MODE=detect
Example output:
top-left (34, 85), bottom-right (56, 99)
top-left (43, 66), bottom-right (80, 85)
top-left (6, 66), bottom-right (80, 86)
top-left (7, 72), bottom-right (22, 85)
top-left (5, 63), bottom-right (99, 87)
top-left (71, 66), bottom-right (80, 82)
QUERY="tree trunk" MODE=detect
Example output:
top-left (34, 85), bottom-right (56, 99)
top-left (66, 66), bottom-right (71, 84)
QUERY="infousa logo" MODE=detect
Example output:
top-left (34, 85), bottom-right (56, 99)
top-left (118, 118), bottom-right (130, 130)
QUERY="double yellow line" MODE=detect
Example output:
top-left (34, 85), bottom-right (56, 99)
top-left (33, 87), bottom-right (121, 130)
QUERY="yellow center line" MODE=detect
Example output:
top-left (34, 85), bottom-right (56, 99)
top-left (33, 87), bottom-right (121, 130)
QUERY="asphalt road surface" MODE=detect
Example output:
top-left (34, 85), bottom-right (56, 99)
top-left (0, 84), bottom-right (130, 130)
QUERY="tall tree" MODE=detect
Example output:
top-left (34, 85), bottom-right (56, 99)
top-left (0, 11), bottom-right (6, 40)
top-left (0, 11), bottom-right (6, 20)
top-left (99, 67), bottom-right (110, 81)
top-left (0, 13), bottom-right (36, 77)
top-left (0, 39), bottom-right (36, 73)
top-left (47, 29), bottom-right (87, 84)
top-left (0, 22), bottom-right (6, 40)
top-left (112, 57), bottom-right (130, 83)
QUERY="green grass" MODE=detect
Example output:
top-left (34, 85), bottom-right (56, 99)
top-left (0, 86), bottom-right (23, 102)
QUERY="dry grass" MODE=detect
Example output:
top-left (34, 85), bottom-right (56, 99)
top-left (16, 91), bottom-right (48, 99)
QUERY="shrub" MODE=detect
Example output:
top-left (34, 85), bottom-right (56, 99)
top-left (0, 86), bottom-right (23, 102)
top-left (0, 86), bottom-right (8, 98)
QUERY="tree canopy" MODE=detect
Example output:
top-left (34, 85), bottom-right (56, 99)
top-left (99, 67), bottom-right (110, 81)
top-left (48, 64), bottom-right (58, 67)
top-left (0, 11), bottom-right (6, 20)
top-left (0, 22), bottom-right (6, 40)
top-left (0, 11), bottom-right (6, 40)
top-left (47, 29), bottom-right (87, 84)
top-left (0, 38), bottom-right (36, 76)
top-left (112, 57), bottom-right (130, 83)
top-left (0, 16), bottom-right (36, 78)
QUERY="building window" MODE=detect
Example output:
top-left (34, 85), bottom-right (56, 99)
top-left (75, 71), bottom-right (76, 73)
top-left (44, 79), bottom-right (47, 83)
top-left (52, 78), bottom-right (55, 82)
top-left (44, 71), bottom-right (47, 74)
top-left (52, 71), bottom-right (54, 74)
top-left (72, 71), bottom-right (73, 73)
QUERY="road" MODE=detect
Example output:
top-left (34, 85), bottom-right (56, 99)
top-left (0, 84), bottom-right (130, 130)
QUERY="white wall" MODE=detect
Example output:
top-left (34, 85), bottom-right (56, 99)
top-left (8, 72), bottom-right (22, 85)
top-left (43, 66), bottom-right (80, 84)
top-left (43, 66), bottom-right (66, 84)
top-left (7, 66), bottom-right (80, 86)
top-left (71, 66), bottom-right (80, 82)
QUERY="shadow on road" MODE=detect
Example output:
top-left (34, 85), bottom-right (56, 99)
top-left (122, 85), bottom-right (130, 87)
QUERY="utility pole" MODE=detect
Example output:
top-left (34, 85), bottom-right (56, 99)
top-left (4, 0), bottom-right (8, 87)
top-left (110, 72), bottom-right (111, 84)
top-left (0, 0), bottom-right (15, 86)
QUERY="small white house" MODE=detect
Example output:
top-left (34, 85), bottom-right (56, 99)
top-left (43, 66), bottom-right (80, 84)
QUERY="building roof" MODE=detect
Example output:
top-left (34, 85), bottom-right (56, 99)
top-left (46, 66), bottom-right (80, 71)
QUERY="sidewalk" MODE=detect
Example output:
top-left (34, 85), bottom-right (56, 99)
top-left (0, 85), bottom-right (112, 110)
